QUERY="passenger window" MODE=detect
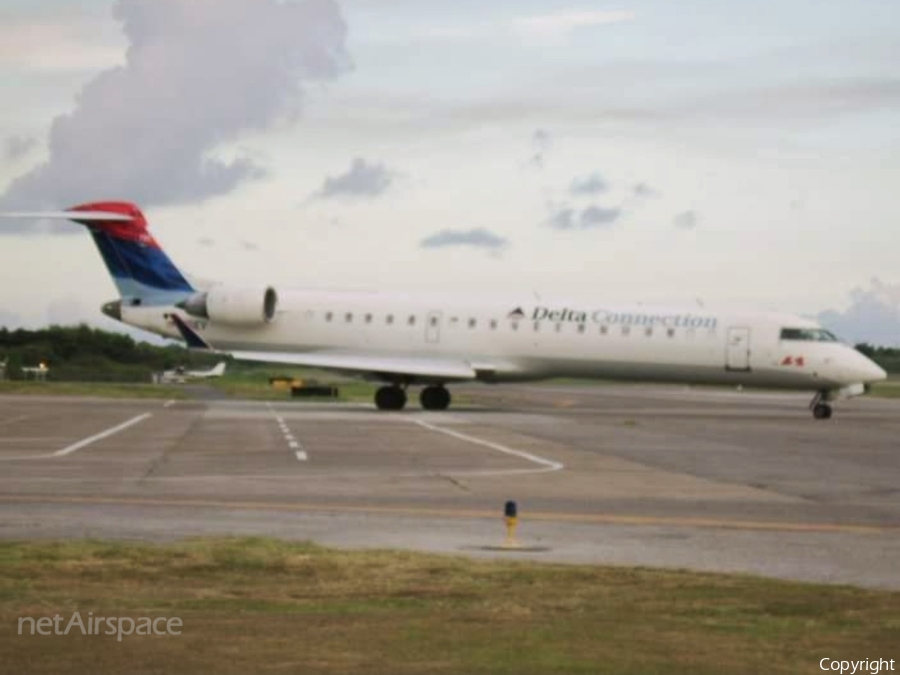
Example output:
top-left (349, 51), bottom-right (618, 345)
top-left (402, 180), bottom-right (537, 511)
top-left (599, 325), bottom-right (608, 335)
top-left (386, 314), bottom-right (394, 325)
top-left (577, 324), bottom-right (585, 334)
top-left (511, 322), bottom-right (519, 331)
top-left (325, 312), bottom-right (333, 322)
top-left (645, 327), bottom-right (653, 337)
top-left (345, 313), bottom-right (353, 323)
top-left (408, 315), bottom-right (416, 326)
top-left (490, 319), bottom-right (497, 330)
top-left (533, 321), bottom-right (540, 332)
top-left (667, 327), bottom-right (675, 338)
top-left (430, 316), bottom-right (438, 327)
top-left (555, 323), bottom-right (563, 333)
top-left (622, 326), bottom-right (630, 336)
top-left (468, 318), bottom-right (476, 329)
top-left (364, 313), bottom-right (372, 324)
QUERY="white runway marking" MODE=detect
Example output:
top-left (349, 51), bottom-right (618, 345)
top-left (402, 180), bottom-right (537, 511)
top-left (163, 400), bottom-right (176, 408)
top-left (267, 404), bottom-right (308, 462)
top-left (53, 413), bottom-right (153, 457)
top-left (412, 418), bottom-right (564, 474)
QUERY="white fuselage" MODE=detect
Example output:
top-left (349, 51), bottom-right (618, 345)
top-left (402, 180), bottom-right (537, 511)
top-left (122, 289), bottom-right (886, 392)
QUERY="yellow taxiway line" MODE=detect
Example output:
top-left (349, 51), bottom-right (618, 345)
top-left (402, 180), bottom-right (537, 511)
top-left (0, 494), bottom-right (894, 535)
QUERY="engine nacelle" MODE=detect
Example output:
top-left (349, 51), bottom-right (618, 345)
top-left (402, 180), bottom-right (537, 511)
top-left (181, 286), bottom-right (278, 326)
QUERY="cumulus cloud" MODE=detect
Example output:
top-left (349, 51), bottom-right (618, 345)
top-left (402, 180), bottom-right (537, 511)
top-left (0, 0), bottom-right (349, 226)
top-left (311, 158), bottom-right (395, 199)
top-left (633, 182), bottom-right (658, 198)
top-left (580, 205), bottom-right (621, 227)
top-left (569, 172), bottom-right (608, 195)
top-left (818, 278), bottom-right (900, 346)
top-left (3, 135), bottom-right (38, 161)
top-left (420, 228), bottom-right (508, 252)
top-left (673, 210), bottom-right (698, 229)
top-left (546, 203), bottom-right (620, 230)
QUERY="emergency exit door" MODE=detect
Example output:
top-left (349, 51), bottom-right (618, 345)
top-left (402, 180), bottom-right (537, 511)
top-left (726, 326), bottom-right (751, 371)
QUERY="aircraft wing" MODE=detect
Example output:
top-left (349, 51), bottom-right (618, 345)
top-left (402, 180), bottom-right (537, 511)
top-left (227, 350), bottom-right (478, 381)
top-left (168, 313), bottom-right (479, 382)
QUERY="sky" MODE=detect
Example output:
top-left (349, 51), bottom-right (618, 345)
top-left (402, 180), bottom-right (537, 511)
top-left (1, 0), bottom-right (898, 345)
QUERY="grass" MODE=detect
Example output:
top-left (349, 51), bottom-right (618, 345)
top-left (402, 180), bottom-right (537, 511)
top-left (869, 377), bottom-right (900, 399)
top-left (1, 538), bottom-right (898, 675)
top-left (207, 368), bottom-right (378, 402)
top-left (0, 380), bottom-right (189, 400)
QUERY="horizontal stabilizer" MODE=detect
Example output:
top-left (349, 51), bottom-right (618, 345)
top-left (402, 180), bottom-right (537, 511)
top-left (0, 210), bottom-right (134, 222)
top-left (169, 314), bottom-right (213, 350)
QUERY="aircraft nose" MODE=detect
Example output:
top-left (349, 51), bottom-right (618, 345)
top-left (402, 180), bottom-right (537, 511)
top-left (855, 353), bottom-right (887, 383)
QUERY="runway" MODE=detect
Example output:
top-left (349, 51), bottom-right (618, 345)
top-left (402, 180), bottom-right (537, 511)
top-left (1, 385), bottom-right (899, 588)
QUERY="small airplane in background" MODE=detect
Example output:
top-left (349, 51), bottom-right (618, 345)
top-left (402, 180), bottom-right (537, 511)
top-left (0, 201), bottom-right (887, 418)
top-left (156, 361), bottom-right (226, 384)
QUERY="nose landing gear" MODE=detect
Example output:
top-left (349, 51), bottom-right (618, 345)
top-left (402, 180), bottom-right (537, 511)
top-left (810, 390), bottom-right (833, 420)
top-left (812, 402), bottom-right (833, 419)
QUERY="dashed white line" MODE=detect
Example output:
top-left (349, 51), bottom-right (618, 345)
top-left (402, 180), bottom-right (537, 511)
top-left (412, 418), bottom-right (564, 474)
top-left (53, 413), bottom-right (153, 458)
top-left (267, 404), bottom-right (308, 462)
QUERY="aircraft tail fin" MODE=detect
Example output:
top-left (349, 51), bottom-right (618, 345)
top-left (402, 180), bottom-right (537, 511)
top-left (1, 201), bottom-right (194, 304)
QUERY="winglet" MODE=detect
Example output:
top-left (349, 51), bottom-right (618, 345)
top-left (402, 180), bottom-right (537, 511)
top-left (169, 313), bottom-right (213, 350)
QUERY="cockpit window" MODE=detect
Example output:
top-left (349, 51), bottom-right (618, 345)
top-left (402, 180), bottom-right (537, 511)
top-left (780, 328), bottom-right (839, 342)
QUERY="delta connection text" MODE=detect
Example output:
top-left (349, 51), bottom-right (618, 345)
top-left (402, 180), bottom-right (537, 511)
top-left (530, 306), bottom-right (718, 329)
top-left (18, 612), bottom-right (182, 642)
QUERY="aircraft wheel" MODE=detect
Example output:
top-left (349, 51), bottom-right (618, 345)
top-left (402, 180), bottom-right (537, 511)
top-left (420, 385), bottom-right (451, 411)
top-left (812, 403), bottom-right (832, 420)
top-left (375, 385), bottom-right (407, 411)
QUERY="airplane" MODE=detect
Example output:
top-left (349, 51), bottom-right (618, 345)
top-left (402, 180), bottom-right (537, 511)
top-left (0, 201), bottom-right (887, 419)
top-left (156, 361), bottom-right (226, 384)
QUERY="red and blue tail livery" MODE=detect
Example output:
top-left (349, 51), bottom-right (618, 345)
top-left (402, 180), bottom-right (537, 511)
top-left (3, 201), bottom-right (194, 305)
top-left (69, 201), bottom-right (194, 302)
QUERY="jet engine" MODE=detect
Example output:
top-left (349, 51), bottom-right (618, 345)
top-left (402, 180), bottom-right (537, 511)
top-left (181, 286), bottom-right (278, 326)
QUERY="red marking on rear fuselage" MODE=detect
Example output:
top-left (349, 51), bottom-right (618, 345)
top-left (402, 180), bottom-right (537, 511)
top-left (68, 201), bottom-right (160, 249)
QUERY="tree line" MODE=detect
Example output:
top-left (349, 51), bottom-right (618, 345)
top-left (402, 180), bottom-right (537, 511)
top-left (0, 325), bottom-right (223, 382)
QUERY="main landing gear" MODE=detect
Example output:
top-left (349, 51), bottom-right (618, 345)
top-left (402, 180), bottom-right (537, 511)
top-left (810, 390), bottom-right (833, 420)
top-left (374, 384), bottom-right (451, 411)
top-left (419, 385), bottom-right (451, 411)
top-left (374, 385), bottom-right (407, 411)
